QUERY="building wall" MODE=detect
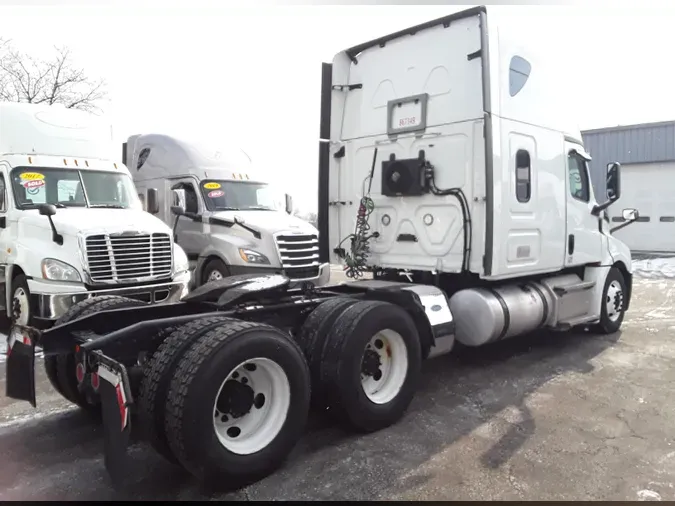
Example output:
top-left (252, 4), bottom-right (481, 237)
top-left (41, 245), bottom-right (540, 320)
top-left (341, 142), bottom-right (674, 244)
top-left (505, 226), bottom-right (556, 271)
top-left (581, 121), bottom-right (675, 202)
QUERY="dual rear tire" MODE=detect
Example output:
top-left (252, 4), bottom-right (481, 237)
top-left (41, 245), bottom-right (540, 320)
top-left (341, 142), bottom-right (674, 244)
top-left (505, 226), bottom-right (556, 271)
top-left (140, 317), bottom-right (311, 486)
top-left (44, 295), bottom-right (148, 414)
top-left (296, 298), bottom-right (422, 433)
top-left (142, 299), bottom-right (422, 485)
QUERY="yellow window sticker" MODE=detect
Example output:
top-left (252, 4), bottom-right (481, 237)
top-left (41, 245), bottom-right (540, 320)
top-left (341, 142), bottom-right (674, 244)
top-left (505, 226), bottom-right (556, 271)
top-left (20, 172), bottom-right (45, 181)
top-left (204, 182), bottom-right (221, 189)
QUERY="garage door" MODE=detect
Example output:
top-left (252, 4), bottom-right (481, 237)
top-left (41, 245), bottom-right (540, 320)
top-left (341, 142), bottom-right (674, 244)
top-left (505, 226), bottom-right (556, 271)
top-left (608, 162), bottom-right (675, 253)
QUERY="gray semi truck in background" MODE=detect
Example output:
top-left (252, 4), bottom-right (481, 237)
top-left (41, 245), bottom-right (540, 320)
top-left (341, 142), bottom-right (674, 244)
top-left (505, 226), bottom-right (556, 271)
top-left (124, 134), bottom-right (330, 288)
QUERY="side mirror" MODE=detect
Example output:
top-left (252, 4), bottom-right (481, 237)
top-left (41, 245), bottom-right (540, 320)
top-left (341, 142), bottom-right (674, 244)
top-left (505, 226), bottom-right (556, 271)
top-left (622, 208), bottom-right (639, 221)
top-left (285, 193), bottom-right (293, 215)
top-left (610, 207), bottom-right (640, 235)
top-left (38, 203), bottom-right (56, 217)
top-left (146, 188), bottom-right (159, 215)
top-left (606, 162), bottom-right (621, 201)
top-left (592, 161), bottom-right (623, 217)
top-left (171, 189), bottom-right (186, 216)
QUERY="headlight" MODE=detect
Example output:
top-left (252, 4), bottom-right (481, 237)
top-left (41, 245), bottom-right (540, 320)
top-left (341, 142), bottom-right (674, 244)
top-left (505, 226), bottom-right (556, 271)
top-left (41, 258), bottom-right (81, 282)
top-left (239, 248), bottom-right (270, 265)
top-left (173, 244), bottom-right (189, 273)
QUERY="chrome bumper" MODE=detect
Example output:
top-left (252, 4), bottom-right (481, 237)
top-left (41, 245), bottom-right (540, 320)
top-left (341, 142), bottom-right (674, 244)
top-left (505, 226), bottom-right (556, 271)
top-left (30, 278), bottom-right (189, 321)
top-left (288, 262), bottom-right (331, 288)
top-left (221, 262), bottom-right (331, 288)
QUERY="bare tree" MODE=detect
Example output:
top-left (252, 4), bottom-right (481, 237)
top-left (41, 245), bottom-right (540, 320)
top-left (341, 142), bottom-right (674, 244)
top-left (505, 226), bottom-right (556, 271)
top-left (0, 38), bottom-right (107, 112)
top-left (293, 208), bottom-right (318, 228)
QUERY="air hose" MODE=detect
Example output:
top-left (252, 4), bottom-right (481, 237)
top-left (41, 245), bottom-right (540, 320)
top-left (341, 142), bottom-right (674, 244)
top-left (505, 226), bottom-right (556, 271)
top-left (337, 148), bottom-right (379, 279)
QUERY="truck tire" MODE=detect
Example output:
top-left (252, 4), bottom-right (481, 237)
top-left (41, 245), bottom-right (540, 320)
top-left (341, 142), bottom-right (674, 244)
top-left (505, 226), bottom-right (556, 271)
top-left (138, 315), bottom-right (236, 463)
top-left (202, 258), bottom-right (230, 285)
top-left (318, 300), bottom-right (422, 433)
top-left (164, 319), bottom-right (310, 485)
top-left (593, 267), bottom-right (627, 335)
top-left (10, 274), bottom-right (33, 327)
top-left (295, 297), bottom-right (359, 409)
top-left (44, 295), bottom-right (147, 413)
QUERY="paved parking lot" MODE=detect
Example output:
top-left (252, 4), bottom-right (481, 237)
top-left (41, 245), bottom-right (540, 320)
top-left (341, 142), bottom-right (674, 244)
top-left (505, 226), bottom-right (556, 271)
top-left (0, 267), bottom-right (674, 500)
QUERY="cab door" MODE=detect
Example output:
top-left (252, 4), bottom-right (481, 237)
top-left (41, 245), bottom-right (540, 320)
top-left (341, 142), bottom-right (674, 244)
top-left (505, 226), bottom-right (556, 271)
top-left (0, 164), bottom-right (10, 313)
top-left (170, 177), bottom-right (207, 261)
top-left (564, 144), bottom-right (604, 266)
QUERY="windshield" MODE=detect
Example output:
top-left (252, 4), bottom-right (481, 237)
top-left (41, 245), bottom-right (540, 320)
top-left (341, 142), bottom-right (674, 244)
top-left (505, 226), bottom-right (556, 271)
top-left (10, 167), bottom-right (141, 210)
top-left (199, 180), bottom-right (284, 212)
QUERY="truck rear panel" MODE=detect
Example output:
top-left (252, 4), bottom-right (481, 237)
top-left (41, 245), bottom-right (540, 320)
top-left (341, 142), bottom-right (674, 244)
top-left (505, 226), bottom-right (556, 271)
top-left (322, 7), bottom-right (489, 275)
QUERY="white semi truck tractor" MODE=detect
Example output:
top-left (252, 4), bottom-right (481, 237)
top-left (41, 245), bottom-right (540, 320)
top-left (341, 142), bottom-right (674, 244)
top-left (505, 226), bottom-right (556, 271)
top-left (123, 134), bottom-right (330, 288)
top-left (5, 6), bottom-right (639, 490)
top-left (0, 102), bottom-right (191, 330)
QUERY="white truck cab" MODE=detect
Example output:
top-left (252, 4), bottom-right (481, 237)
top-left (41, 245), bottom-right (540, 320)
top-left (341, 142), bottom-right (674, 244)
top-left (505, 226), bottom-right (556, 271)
top-left (124, 134), bottom-right (330, 288)
top-left (0, 103), bottom-right (191, 328)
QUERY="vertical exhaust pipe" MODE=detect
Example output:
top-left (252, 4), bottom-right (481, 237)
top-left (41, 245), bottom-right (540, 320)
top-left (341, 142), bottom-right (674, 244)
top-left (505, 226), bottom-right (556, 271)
top-left (317, 62), bottom-right (332, 264)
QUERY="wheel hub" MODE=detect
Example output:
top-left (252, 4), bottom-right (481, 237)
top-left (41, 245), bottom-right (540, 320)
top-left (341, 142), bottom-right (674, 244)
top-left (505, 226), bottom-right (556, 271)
top-left (11, 287), bottom-right (29, 325)
top-left (212, 357), bottom-right (292, 456)
top-left (11, 297), bottom-right (20, 321)
top-left (606, 280), bottom-right (624, 322)
top-left (361, 348), bottom-right (382, 378)
top-left (208, 269), bottom-right (223, 282)
top-left (216, 379), bottom-right (255, 418)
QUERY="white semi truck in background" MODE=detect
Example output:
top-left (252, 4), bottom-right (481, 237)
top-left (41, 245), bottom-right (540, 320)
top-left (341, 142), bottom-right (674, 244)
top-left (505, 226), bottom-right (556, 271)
top-left (123, 134), bottom-right (330, 288)
top-left (0, 103), bottom-right (191, 330)
top-left (5, 5), bottom-right (640, 490)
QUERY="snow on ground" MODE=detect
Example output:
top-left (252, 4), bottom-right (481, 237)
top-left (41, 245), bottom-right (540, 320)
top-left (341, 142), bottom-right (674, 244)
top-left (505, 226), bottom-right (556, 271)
top-left (0, 256), bottom-right (672, 363)
top-left (632, 255), bottom-right (675, 280)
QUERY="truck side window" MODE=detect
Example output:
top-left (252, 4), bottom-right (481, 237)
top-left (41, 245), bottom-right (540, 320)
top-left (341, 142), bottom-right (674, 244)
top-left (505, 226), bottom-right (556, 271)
top-left (0, 174), bottom-right (5, 212)
top-left (509, 55), bottom-right (532, 97)
top-left (515, 149), bottom-right (531, 203)
top-left (172, 182), bottom-right (198, 214)
top-left (0, 175), bottom-right (6, 212)
top-left (568, 152), bottom-right (589, 203)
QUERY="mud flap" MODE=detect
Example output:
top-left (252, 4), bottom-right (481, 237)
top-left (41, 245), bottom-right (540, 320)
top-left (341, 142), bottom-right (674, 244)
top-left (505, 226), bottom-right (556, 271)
top-left (96, 356), bottom-right (133, 485)
top-left (5, 325), bottom-right (37, 407)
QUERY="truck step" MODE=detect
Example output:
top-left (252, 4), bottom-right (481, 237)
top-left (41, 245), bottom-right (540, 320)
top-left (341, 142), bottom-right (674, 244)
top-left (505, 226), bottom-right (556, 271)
top-left (0, 266), bottom-right (5, 311)
top-left (551, 280), bottom-right (595, 296)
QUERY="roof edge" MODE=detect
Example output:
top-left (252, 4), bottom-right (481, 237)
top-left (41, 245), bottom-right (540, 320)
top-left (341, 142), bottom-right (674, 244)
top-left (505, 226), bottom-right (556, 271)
top-left (582, 119), bottom-right (675, 136)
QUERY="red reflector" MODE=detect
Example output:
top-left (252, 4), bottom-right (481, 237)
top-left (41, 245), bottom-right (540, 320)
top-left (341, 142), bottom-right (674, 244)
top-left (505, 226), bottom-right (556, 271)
top-left (75, 363), bottom-right (85, 383)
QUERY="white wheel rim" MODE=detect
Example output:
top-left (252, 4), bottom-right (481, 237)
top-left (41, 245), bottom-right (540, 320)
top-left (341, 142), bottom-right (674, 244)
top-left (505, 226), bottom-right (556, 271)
top-left (12, 287), bottom-right (30, 326)
top-left (360, 329), bottom-right (408, 405)
top-left (606, 280), bottom-right (624, 322)
top-left (212, 357), bottom-right (291, 455)
top-left (208, 269), bottom-right (223, 282)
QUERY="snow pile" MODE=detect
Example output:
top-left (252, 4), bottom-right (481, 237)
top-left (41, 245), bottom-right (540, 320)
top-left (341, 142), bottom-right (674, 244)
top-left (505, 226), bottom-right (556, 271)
top-left (632, 256), bottom-right (675, 280)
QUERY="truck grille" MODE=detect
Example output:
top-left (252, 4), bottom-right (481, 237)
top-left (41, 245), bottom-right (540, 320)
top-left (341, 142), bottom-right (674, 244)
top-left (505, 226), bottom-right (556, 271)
top-left (275, 233), bottom-right (320, 280)
top-left (84, 233), bottom-right (173, 283)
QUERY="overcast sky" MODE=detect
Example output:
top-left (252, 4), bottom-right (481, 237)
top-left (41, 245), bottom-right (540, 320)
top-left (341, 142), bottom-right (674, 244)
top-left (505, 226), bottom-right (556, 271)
top-left (0, 1), bottom-right (672, 212)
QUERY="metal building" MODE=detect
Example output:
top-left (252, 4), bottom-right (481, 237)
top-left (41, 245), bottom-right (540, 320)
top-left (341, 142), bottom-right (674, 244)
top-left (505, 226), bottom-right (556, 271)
top-left (582, 121), bottom-right (675, 254)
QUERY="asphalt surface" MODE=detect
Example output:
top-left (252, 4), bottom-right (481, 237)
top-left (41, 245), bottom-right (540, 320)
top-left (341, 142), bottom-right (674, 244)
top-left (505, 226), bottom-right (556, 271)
top-left (1, 267), bottom-right (674, 500)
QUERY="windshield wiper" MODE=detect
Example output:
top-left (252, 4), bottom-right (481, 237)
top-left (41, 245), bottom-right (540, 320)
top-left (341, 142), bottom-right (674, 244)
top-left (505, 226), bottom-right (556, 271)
top-left (246, 206), bottom-right (274, 211)
top-left (90, 204), bottom-right (126, 209)
top-left (215, 206), bottom-right (240, 211)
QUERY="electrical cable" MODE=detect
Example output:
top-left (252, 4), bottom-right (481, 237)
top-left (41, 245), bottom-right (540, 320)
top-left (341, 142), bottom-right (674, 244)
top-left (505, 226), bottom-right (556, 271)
top-left (422, 161), bottom-right (472, 272)
top-left (336, 148), bottom-right (379, 279)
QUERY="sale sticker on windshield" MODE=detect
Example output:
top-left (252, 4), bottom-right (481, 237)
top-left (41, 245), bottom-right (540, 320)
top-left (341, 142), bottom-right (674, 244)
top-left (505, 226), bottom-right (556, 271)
top-left (208, 190), bottom-right (225, 198)
top-left (22, 179), bottom-right (45, 190)
top-left (20, 172), bottom-right (45, 181)
top-left (204, 182), bottom-right (221, 189)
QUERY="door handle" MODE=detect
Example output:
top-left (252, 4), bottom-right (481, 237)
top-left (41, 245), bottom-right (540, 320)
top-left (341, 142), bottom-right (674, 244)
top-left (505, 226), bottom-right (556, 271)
top-left (568, 234), bottom-right (575, 255)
